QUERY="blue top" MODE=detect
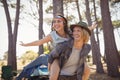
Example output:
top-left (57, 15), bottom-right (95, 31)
top-left (50, 31), bottom-right (69, 47)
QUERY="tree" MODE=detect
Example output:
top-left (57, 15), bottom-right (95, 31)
top-left (38, 0), bottom-right (44, 55)
top-left (85, 0), bottom-right (104, 73)
top-left (53, 0), bottom-right (63, 16)
top-left (2, 0), bottom-right (20, 71)
top-left (93, 0), bottom-right (100, 47)
top-left (100, 0), bottom-right (120, 77)
top-left (75, 0), bottom-right (82, 21)
top-left (20, 0), bottom-right (44, 55)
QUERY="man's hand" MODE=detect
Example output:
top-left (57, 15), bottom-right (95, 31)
top-left (89, 22), bottom-right (98, 31)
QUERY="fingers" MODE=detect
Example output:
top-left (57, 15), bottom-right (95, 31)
top-left (19, 41), bottom-right (23, 44)
top-left (19, 41), bottom-right (25, 46)
top-left (93, 23), bottom-right (97, 28)
top-left (91, 22), bottom-right (98, 30)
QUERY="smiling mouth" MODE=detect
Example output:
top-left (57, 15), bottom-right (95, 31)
top-left (55, 26), bottom-right (60, 29)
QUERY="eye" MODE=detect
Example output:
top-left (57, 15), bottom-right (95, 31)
top-left (57, 20), bottom-right (62, 23)
top-left (52, 20), bottom-right (56, 23)
top-left (52, 20), bottom-right (63, 24)
top-left (73, 27), bottom-right (82, 32)
top-left (77, 29), bottom-right (81, 32)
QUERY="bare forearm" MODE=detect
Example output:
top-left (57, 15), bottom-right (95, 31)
top-left (20, 34), bottom-right (52, 47)
top-left (21, 40), bottom-right (42, 46)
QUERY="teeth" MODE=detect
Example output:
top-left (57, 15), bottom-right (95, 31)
top-left (55, 26), bottom-right (59, 28)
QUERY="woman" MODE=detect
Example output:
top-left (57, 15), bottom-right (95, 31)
top-left (48, 21), bottom-right (91, 80)
top-left (19, 14), bottom-right (97, 80)
top-left (18, 15), bottom-right (71, 80)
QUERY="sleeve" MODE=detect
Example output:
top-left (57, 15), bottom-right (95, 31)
top-left (48, 43), bottom-right (65, 64)
top-left (77, 57), bottom-right (85, 80)
top-left (81, 44), bottom-right (91, 58)
top-left (49, 31), bottom-right (56, 42)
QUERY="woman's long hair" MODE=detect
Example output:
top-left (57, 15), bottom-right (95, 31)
top-left (51, 15), bottom-right (72, 37)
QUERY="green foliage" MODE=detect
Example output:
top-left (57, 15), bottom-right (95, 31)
top-left (118, 50), bottom-right (120, 55)
top-left (0, 61), bottom-right (5, 66)
top-left (67, 15), bottom-right (76, 22)
top-left (21, 50), bottom-right (38, 63)
top-left (111, 0), bottom-right (120, 3)
top-left (112, 20), bottom-right (120, 28)
top-left (45, 5), bottom-right (53, 13)
top-left (94, 19), bottom-right (120, 30)
top-left (22, 50), bottom-right (38, 60)
top-left (44, 45), bottom-right (50, 54)
top-left (21, 60), bottom-right (26, 65)
top-left (3, 51), bottom-right (8, 60)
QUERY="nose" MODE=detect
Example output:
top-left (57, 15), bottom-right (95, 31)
top-left (73, 30), bottom-right (77, 34)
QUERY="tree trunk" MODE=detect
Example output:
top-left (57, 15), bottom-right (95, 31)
top-left (85, 0), bottom-right (104, 73)
top-left (75, 0), bottom-right (82, 21)
top-left (38, 0), bottom-right (44, 55)
top-left (93, 0), bottom-right (104, 73)
top-left (11, 0), bottom-right (20, 70)
top-left (2, 0), bottom-right (20, 70)
top-left (100, 0), bottom-right (120, 77)
top-left (53, 0), bottom-right (63, 16)
top-left (2, 0), bottom-right (13, 68)
top-left (93, 0), bottom-right (100, 47)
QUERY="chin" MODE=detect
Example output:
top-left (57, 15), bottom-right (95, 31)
top-left (56, 29), bottom-right (61, 32)
top-left (74, 38), bottom-right (80, 41)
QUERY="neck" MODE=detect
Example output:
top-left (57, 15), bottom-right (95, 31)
top-left (73, 40), bottom-right (84, 49)
top-left (57, 30), bottom-right (67, 38)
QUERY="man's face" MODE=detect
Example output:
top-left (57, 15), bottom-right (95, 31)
top-left (72, 26), bottom-right (83, 41)
top-left (52, 18), bottom-right (64, 32)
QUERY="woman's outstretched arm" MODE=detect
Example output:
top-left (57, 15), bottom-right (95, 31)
top-left (20, 34), bottom-right (52, 47)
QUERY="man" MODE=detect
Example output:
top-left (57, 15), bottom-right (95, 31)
top-left (48, 21), bottom-right (91, 80)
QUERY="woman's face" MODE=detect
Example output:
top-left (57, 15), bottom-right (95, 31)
top-left (52, 18), bottom-right (64, 32)
top-left (72, 26), bottom-right (83, 41)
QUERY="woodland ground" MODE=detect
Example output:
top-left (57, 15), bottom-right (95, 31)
top-left (0, 60), bottom-right (120, 80)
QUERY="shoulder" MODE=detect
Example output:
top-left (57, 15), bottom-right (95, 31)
top-left (56, 38), bottom-right (73, 48)
top-left (81, 44), bottom-right (91, 57)
top-left (82, 44), bottom-right (91, 53)
top-left (84, 44), bottom-right (91, 50)
top-left (43, 34), bottom-right (52, 42)
top-left (50, 31), bottom-right (57, 36)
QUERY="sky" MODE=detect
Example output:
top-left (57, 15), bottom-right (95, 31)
top-left (0, 0), bottom-right (52, 59)
top-left (0, 1), bottom-right (120, 59)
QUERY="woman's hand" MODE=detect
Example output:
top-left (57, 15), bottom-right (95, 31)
top-left (19, 41), bottom-right (27, 46)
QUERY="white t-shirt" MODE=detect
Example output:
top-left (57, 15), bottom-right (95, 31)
top-left (60, 47), bottom-right (81, 76)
